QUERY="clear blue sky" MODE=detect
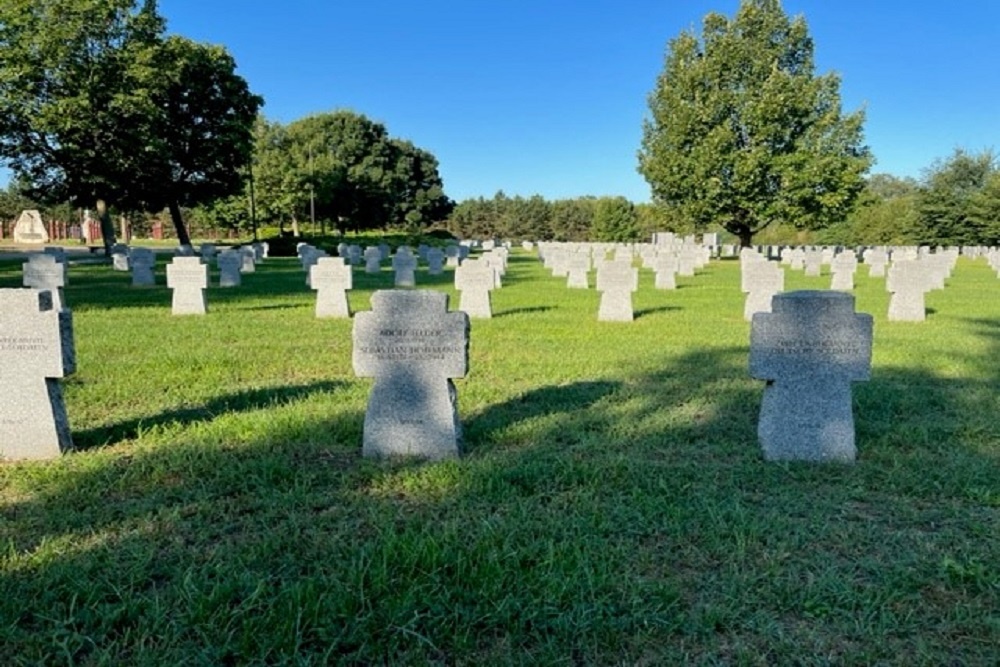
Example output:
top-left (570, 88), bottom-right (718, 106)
top-left (65, 1), bottom-right (1000, 202)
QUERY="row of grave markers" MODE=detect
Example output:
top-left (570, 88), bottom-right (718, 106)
top-left (2, 280), bottom-right (873, 465)
top-left (6, 240), bottom-right (999, 463)
top-left (741, 245), bottom-right (960, 322)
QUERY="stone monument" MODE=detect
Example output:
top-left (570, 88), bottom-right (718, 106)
top-left (0, 289), bottom-right (75, 460)
top-left (353, 290), bottom-right (469, 459)
top-left (750, 290), bottom-right (872, 463)
top-left (310, 256), bottom-right (352, 318)
top-left (165, 256), bottom-right (208, 315)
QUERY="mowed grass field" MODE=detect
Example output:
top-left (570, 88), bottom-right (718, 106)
top-left (1, 246), bottom-right (998, 665)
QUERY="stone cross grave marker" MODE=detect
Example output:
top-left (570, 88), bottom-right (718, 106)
top-left (455, 259), bottom-right (496, 318)
top-left (0, 289), bottom-right (75, 460)
top-left (863, 248), bottom-right (889, 277)
top-left (392, 249), bottom-right (417, 287)
top-left (310, 256), bottom-right (353, 318)
top-left (363, 246), bottom-right (383, 274)
top-left (130, 247), bottom-right (156, 286)
top-left (217, 250), bottom-right (243, 288)
top-left (23, 254), bottom-right (66, 311)
top-left (565, 253), bottom-right (591, 289)
top-left (803, 250), bottom-right (823, 276)
top-left (829, 252), bottom-right (858, 290)
top-left (425, 247), bottom-right (445, 275)
top-left (750, 290), bottom-right (872, 463)
top-left (596, 260), bottom-right (638, 322)
top-left (886, 260), bottom-right (931, 322)
top-left (165, 256), bottom-right (208, 315)
top-left (651, 253), bottom-right (679, 290)
top-left (353, 290), bottom-right (469, 459)
top-left (742, 257), bottom-right (784, 320)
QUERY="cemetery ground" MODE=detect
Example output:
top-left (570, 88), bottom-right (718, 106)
top-left (0, 247), bottom-right (998, 665)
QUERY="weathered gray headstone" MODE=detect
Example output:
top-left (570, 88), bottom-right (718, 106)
top-left (455, 259), bottom-right (495, 318)
top-left (310, 256), bottom-right (352, 318)
top-left (0, 289), bottom-right (75, 460)
top-left (886, 260), bottom-right (930, 322)
top-left (750, 290), bottom-right (872, 463)
top-left (130, 247), bottom-right (156, 286)
top-left (651, 254), bottom-right (679, 290)
top-left (353, 290), bottom-right (469, 459)
top-left (363, 246), bottom-right (383, 274)
top-left (392, 250), bottom-right (417, 287)
top-left (23, 254), bottom-right (66, 311)
top-left (596, 261), bottom-right (638, 322)
top-left (829, 252), bottom-right (858, 290)
top-left (165, 256), bottom-right (208, 315)
top-left (217, 250), bottom-right (243, 288)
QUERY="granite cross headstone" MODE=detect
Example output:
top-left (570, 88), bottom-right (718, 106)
top-left (166, 256), bottom-right (208, 315)
top-left (750, 290), bottom-right (872, 463)
top-left (353, 290), bottom-right (469, 459)
top-left (23, 254), bottom-right (66, 311)
top-left (455, 259), bottom-right (496, 318)
top-left (0, 289), bottom-right (75, 460)
top-left (596, 261), bottom-right (638, 322)
top-left (310, 256), bottom-right (353, 318)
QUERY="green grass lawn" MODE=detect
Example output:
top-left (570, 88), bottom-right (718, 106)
top-left (1, 250), bottom-right (998, 665)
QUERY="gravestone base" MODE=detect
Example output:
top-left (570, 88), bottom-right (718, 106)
top-left (758, 382), bottom-right (857, 462)
top-left (363, 375), bottom-right (461, 460)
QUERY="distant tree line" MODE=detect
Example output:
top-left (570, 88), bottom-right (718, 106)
top-left (444, 192), bottom-right (680, 242)
top-left (818, 149), bottom-right (1000, 247)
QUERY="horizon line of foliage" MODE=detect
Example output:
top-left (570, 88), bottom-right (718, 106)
top-left (3, 146), bottom-right (997, 248)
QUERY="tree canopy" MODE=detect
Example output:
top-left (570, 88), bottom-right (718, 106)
top-left (0, 0), bottom-right (261, 249)
top-left (638, 0), bottom-right (872, 246)
top-left (249, 110), bottom-right (451, 233)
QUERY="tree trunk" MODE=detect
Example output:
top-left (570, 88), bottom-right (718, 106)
top-left (738, 227), bottom-right (754, 248)
top-left (291, 214), bottom-right (300, 238)
top-left (95, 198), bottom-right (117, 256)
top-left (167, 199), bottom-right (192, 247)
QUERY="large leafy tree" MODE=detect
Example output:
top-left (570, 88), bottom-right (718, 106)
top-left (0, 0), bottom-right (260, 250)
top-left (252, 110), bottom-right (450, 233)
top-left (133, 36), bottom-right (262, 246)
top-left (915, 148), bottom-right (997, 246)
top-left (638, 0), bottom-right (872, 246)
top-left (591, 196), bottom-right (639, 242)
top-left (0, 0), bottom-right (164, 250)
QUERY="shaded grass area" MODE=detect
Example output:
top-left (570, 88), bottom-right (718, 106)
top-left (0, 251), bottom-right (998, 665)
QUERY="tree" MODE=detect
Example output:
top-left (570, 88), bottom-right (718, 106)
top-left (638, 0), bottom-right (872, 246)
top-left (591, 196), bottom-right (639, 242)
top-left (0, 1), bottom-right (260, 250)
top-left (549, 198), bottom-right (595, 241)
top-left (250, 111), bottom-right (449, 234)
top-left (0, 0), bottom-right (165, 251)
top-left (132, 36), bottom-right (262, 246)
top-left (968, 171), bottom-right (1000, 245)
top-left (915, 148), bottom-right (997, 246)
